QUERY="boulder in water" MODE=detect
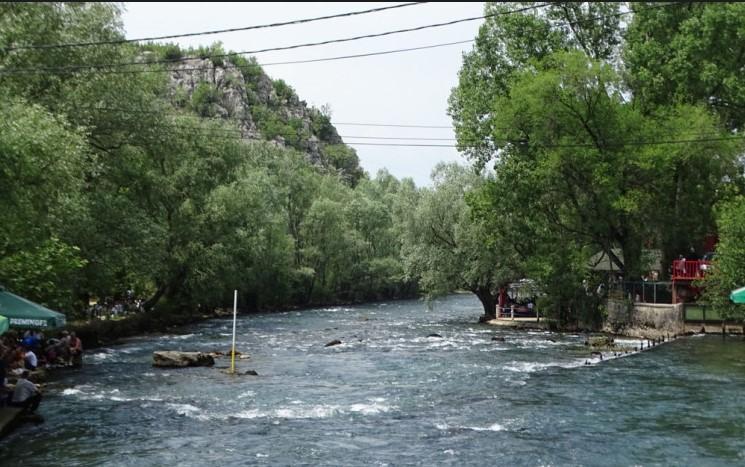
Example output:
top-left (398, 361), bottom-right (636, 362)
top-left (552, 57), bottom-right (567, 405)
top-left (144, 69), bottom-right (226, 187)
top-left (152, 351), bottom-right (215, 368)
top-left (244, 370), bottom-right (259, 376)
top-left (325, 339), bottom-right (342, 347)
top-left (427, 333), bottom-right (443, 338)
top-left (587, 336), bottom-right (614, 348)
top-left (491, 336), bottom-right (506, 342)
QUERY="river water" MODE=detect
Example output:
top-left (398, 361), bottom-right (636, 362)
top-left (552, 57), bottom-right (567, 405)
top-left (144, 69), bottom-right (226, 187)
top-left (2, 294), bottom-right (745, 466)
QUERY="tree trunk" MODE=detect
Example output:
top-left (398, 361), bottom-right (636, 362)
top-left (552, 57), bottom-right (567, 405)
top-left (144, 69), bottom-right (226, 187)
top-left (143, 283), bottom-right (168, 312)
top-left (620, 233), bottom-right (643, 281)
top-left (474, 287), bottom-right (497, 320)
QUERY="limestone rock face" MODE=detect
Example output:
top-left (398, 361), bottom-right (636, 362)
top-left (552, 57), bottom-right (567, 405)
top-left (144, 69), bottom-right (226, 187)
top-left (165, 58), bottom-right (346, 169)
top-left (153, 351), bottom-right (215, 368)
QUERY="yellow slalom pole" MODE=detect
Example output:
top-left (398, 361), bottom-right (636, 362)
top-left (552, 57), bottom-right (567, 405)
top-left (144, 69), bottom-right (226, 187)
top-left (230, 289), bottom-right (237, 374)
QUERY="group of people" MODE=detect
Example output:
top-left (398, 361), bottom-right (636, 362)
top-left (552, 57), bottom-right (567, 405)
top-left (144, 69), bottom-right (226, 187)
top-left (0, 329), bottom-right (84, 413)
top-left (86, 294), bottom-right (144, 321)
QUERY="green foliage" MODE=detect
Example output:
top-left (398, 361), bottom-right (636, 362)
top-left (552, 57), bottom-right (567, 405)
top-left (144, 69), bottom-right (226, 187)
top-left (400, 164), bottom-right (508, 317)
top-left (321, 144), bottom-right (365, 186)
top-left (702, 198), bottom-right (745, 321)
top-left (194, 42), bottom-right (225, 67)
top-left (309, 108), bottom-right (337, 142)
top-left (0, 2), bottom-right (413, 318)
top-left (161, 43), bottom-right (184, 62)
top-left (0, 96), bottom-right (88, 311)
top-left (448, 2), bottom-right (745, 326)
top-left (0, 237), bottom-right (87, 312)
top-left (190, 82), bottom-right (221, 117)
top-left (272, 79), bottom-right (296, 103)
top-left (625, 3), bottom-right (745, 130)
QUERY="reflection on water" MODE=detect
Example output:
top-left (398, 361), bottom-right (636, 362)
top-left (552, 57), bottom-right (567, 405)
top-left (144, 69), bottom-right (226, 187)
top-left (3, 294), bottom-right (745, 466)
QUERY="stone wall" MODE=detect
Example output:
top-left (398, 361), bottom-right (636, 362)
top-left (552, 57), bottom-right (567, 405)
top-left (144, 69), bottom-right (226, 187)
top-left (605, 299), bottom-right (685, 338)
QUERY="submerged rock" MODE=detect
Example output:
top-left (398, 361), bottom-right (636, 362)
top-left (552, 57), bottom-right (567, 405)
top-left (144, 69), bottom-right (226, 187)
top-left (587, 336), bottom-right (614, 348)
top-left (491, 336), bottom-right (506, 342)
top-left (152, 351), bottom-right (215, 368)
top-left (427, 333), bottom-right (443, 338)
top-left (324, 339), bottom-right (342, 347)
top-left (244, 370), bottom-right (259, 376)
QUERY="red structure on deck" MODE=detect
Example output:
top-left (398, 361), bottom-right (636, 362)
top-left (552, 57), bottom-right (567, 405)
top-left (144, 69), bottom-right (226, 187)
top-left (671, 259), bottom-right (711, 303)
top-left (671, 260), bottom-right (710, 281)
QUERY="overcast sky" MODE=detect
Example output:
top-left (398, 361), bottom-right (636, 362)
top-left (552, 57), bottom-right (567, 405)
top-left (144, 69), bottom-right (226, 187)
top-left (121, 2), bottom-right (485, 186)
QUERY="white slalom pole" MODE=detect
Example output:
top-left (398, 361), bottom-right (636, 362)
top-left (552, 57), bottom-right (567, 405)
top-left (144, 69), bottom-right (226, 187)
top-left (230, 289), bottom-right (237, 374)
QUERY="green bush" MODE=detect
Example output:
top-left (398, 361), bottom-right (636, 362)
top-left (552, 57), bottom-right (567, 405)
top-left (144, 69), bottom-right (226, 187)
top-left (190, 82), bottom-right (221, 117)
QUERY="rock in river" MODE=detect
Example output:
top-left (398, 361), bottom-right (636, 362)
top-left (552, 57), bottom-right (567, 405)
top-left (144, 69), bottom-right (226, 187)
top-left (152, 351), bottom-right (215, 368)
top-left (325, 339), bottom-right (342, 347)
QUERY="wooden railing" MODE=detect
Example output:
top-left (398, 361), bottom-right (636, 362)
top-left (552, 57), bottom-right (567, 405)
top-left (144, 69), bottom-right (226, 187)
top-left (671, 260), bottom-right (711, 280)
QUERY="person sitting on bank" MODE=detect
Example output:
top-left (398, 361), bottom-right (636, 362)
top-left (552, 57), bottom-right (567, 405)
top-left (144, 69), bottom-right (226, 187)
top-left (10, 370), bottom-right (42, 413)
top-left (69, 332), bottom-right (83, 368)
top-left (0, 353), bottom-right (9, 406)
top-left (24, 347), bottom-right (38, 371)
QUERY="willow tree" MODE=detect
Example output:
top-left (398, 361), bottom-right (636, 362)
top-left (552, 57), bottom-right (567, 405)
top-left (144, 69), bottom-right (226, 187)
top-left (400, 163), bottom-right (520, 318)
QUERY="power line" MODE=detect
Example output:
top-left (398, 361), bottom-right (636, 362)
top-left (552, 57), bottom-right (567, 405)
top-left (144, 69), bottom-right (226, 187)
top-left (334, 121), bottom-right (452, 129)
top-left (346, 135), bottom-right (745, 148)
top-left (0, 39), bottom-right (476, 76)
top-left (0, 3), bottom-right (551, 74)
top-left (69, 105), bottom-right (456, 129)
top-left (0, 2), bottom-right (684, 76)
top-left (259, 39), bottom-right (474, 67)
top-left (73, 107), bottom-right (739, 144)
top-left (88, 119), bottom-right (745, 148)
top-left (95, 121), bottom-right (456, 140)
top-left (3, 2), bottom-right (428, 51)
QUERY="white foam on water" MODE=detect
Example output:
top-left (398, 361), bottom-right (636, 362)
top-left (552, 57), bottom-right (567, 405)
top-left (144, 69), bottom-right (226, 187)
top-left (233, 401), bottom-right (395, 420)
top-left (167, 403), bottom-right (211, 421)
top-left (348, 402), bottom-right (392, 415)
top-left (237, 390), bottom-right (255, 399)
top-left (443, 449), bottom-right (456, 455)
top-left (171, 334), bottom-right (195, 340)
top-left (436, 421), bottom-right (509, 432)
top-left (110, 396), bottom-right (133, 402)
top-left (504, 359), bottom-right (586, 373)
top-left (233, 409), bottom-right (262, 419)
top-left (467, 423), bottom-right (506, 432)
top-left (91, 352), bottom-right (113, 361)
top-left (275, 405), bottom-right (339, 419)
top-left (62, 388), bottom-right (83, 396)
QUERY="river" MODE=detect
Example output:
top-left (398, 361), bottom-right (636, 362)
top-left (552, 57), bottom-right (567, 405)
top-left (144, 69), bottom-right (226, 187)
top-left (2, 294), bottom-right (745, 466)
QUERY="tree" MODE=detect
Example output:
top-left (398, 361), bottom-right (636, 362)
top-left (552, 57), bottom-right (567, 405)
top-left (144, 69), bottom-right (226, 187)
top-left (0, 96), bottom-right (88, 311)
top-left (702, 197), bottom-right (745, 322)
top-left (448, 2), bottom-right (622, 167)
top-left (401, 163), bottom-right (517, 318)
top-left (625, 2), bottom-right (745, 131)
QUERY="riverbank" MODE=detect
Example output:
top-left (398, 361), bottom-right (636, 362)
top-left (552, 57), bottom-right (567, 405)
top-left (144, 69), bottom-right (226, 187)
top-left (67, 294), bottom-right (421, 350)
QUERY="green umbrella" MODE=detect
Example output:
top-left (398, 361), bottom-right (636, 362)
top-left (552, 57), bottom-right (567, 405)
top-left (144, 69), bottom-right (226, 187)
top-left (0, 315), bottom-right (8, 335)
top-left (731, 286), bottom-right (745, 304)
top-left (0, 289), bottom-right (66, 329)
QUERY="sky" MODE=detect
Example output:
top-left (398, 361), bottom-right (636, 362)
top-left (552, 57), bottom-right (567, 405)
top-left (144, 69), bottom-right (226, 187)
top-left (121, 2), bottom-right (486, 186)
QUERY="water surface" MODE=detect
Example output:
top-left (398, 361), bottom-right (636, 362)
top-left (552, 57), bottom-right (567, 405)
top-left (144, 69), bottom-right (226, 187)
top-left (3, 294), bottom-right (745, 466)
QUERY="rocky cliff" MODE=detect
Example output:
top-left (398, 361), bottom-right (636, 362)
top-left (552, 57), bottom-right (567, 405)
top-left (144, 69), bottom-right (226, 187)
top-left (159, 53), bottom-right (361, 183)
